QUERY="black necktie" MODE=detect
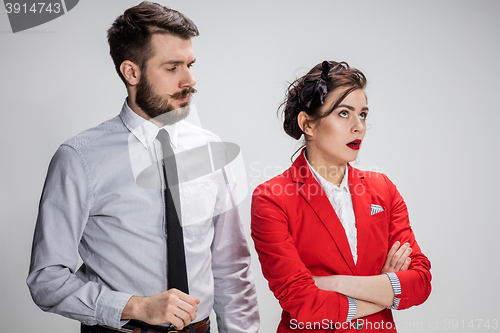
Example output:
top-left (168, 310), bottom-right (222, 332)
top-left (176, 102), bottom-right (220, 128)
top-left (156, 129), bottom-right (189, 294)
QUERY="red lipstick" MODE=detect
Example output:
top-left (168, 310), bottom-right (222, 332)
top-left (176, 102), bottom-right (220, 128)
top-left (347, 139), bottom-right (362, 150)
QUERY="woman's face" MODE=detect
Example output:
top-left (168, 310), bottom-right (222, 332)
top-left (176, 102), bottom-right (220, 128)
top-left (307, 88), bottom-right (368, 167)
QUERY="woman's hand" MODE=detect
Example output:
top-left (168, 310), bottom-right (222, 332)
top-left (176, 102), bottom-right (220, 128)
top-left (313, 240), bottom-right (412, 292)
top-left (311, 241), bottom-right (413, 308)
top-left (381, 241), bottom-right (412, 274)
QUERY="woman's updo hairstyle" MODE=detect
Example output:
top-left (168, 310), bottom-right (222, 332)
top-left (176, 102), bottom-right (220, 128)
top-left (281, 61), bottom-right (367, 140)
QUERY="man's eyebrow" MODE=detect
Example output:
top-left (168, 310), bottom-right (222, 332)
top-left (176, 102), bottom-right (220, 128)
top-left (336, 104), bottom-right (369, 111)
top-left (161, 58), bottom-right (196, 66)
top-left (161, 60), bottom-right (184, 65)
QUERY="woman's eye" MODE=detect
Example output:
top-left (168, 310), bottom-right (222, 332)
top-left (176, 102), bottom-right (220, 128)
top-left (167, 67), bottom-right (177, 72)
top-left (359, 112), bottom-right (367, 120)
top-left (339, 110), bottom-right (348, 118)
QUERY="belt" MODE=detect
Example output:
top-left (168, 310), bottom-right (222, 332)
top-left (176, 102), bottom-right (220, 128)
top-left (82, 317), bottom-right (209, 333)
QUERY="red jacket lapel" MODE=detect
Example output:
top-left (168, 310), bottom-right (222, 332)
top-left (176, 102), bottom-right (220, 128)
top-left (290, 153), bottom-right (356, 275)
top-left (348, 165), bottom-right (372, 273)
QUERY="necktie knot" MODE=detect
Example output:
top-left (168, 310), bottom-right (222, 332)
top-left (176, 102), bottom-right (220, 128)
top-left (156, 128), bottom-right (170, 142)
top-left (156, 129), bottom-right (174, 158)
top-left (157, 129), bottom-right (177, 174)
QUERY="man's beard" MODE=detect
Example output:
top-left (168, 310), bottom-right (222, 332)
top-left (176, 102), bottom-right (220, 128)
top-left (135, 72), bottom-right (197, 125)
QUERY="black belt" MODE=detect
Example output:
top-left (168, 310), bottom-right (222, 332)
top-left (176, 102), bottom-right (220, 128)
top-left (81, 317), bottom-right (210, 333)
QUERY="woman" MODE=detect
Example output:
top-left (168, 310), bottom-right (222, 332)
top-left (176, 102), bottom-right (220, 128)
top-left (251, 61), bottom-right (431, 332)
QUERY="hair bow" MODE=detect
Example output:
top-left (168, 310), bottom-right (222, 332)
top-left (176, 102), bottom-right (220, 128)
top-left (299, 61), bottom-right (331, 109)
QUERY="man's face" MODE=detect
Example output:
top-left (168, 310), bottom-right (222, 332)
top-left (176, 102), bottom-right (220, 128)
top-left (135, 33), bottom-right (197, 123)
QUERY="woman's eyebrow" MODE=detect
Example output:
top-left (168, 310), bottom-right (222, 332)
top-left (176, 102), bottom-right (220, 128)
top-left (336, 104), bottom-right (369, 111)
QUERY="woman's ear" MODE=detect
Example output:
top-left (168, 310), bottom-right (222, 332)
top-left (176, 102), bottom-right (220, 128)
top-left (298, 111), bottom-right (313, 136)
top-left (120, 60), bottom-right (141, 86)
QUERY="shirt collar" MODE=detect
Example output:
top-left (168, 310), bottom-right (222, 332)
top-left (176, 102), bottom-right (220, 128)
top-left (119, 98), bottom-right (179, 149)
top-left (304, 150), bottom-right (350, 194)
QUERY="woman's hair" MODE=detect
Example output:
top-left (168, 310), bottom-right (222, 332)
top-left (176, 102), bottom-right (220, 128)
top-left (107, 1), bottom-right (199, 85)
top-left (281, 61), bottom-right (367, 140)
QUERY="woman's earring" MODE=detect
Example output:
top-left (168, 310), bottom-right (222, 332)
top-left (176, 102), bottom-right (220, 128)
top-left (302, 123), bottom-right (311, 135)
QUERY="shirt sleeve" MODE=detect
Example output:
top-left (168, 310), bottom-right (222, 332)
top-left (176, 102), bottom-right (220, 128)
top-left (385, 272), bottom-right (402, 309)
top-left (27, 145), bottom-right (132, 328)
top-left (210, 165), bottom-right (260, 333)
top-left (346, 296), bottom-right (357, 321)
top-left (383, 174), bottom-right (432, 310)
top-left (251, 182), bottom-right (352, 325)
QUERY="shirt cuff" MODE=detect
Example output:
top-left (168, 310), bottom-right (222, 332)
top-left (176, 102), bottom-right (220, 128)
top-left (96, 289), bottom-right (133, 328)
top-left (385, 272), bottom-right (401, 309)
top-left (346, 296), bottom-right (357, 322)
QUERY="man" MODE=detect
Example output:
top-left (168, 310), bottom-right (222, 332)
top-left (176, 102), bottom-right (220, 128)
top-left (27, 2), bottom-right (259, 333)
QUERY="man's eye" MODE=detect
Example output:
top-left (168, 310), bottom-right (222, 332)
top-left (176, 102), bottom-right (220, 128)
top-left (167, 67), bottom-right (177, 72)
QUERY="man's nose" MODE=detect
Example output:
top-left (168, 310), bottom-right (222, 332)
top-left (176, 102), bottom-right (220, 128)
top-left (181, 68), bottom-right (196, 88)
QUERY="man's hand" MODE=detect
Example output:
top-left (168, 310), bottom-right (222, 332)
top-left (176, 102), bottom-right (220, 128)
top-left (381, 241), bottom-right (412, 274)
top-left (122, 289), bottom-right (200, 330)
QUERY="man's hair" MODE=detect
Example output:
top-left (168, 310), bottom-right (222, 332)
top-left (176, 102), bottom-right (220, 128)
top-left (107, 1), bottom-right (199, 84)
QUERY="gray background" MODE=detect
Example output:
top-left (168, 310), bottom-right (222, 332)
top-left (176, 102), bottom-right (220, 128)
top-left (1, 0), bottom-right (499, 332)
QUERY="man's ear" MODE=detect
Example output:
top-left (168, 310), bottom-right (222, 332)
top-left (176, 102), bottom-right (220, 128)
top-left (298, 111), bottom-right (314, 136)
top-left (120, 60), bottom-right (141, 86)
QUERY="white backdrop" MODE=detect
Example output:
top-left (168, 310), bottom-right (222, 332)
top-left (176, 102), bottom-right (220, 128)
top-left (1, 1), bottom-right (499, 332)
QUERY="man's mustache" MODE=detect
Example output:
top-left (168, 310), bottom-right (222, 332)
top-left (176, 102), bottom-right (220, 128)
top-left (169, 87), bottom-right (197, 99)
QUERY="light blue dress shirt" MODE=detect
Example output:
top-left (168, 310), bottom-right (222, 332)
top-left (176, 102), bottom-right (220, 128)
top-left (27, 101), bottom-right (259, 332)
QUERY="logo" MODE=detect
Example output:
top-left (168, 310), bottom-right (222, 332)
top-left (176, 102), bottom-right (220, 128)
top-left (128, 105), bottom-right (249, 226)
top-left (3, 0), bottom-right (79, 33)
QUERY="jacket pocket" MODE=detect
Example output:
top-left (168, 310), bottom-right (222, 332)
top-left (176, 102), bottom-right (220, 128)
top-left (370, 209), bottom-right (387, 224)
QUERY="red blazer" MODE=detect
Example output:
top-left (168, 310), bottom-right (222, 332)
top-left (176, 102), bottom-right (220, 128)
top-left (251, 153), bottom-right (431, 332)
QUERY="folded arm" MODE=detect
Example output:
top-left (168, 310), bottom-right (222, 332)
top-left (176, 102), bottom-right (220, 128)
top-left (314, 241), bottom-right (412, 307)
top-left (251, 184), bottom-right (352, 324)
top-left (314, 173), bottom-right (432, 313)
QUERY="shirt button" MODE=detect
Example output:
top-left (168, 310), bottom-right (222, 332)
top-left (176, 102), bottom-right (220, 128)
top-left (355, 320), bottom-right (364, 330)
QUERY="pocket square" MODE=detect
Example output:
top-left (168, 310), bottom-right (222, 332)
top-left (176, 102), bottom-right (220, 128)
top-left (371, 204), bottom-right (384, 215)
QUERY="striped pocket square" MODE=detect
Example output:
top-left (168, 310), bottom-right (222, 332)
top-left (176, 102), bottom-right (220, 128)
top-left (371, 204), bottom-right (384, 215)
